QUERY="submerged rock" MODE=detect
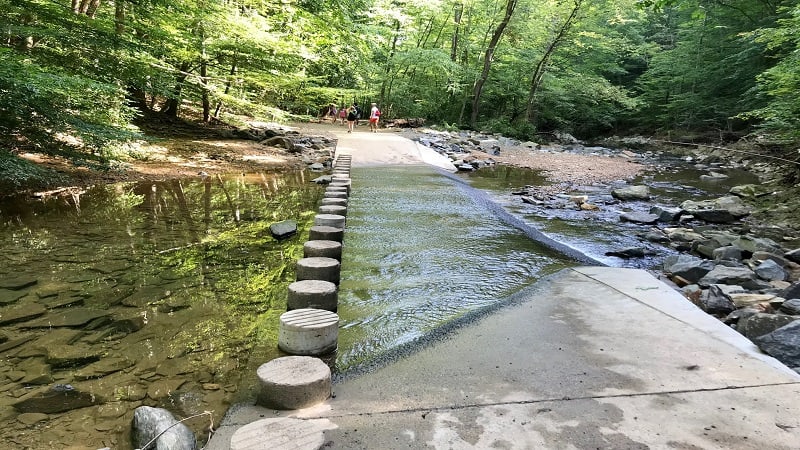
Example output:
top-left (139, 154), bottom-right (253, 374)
top-left (13, 384), bottom-right (103, 414)
top-left (132, 406), bottom-right (197, 450)
top-left (611, 185), bottom-right (650, 201)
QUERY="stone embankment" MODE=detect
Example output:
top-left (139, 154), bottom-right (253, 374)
top-left (406, 128), bottom-right (800, 373)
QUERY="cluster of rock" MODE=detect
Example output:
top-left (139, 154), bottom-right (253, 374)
top-left (230, 121), bottom-right (337, 168)
top-left (408, 128), bottom-right (633, 171)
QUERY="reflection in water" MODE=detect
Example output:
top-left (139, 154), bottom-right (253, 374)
top-left (0, 172), bottom-right (322, 449)
top-left (337, 166), bottom-right (575, 372)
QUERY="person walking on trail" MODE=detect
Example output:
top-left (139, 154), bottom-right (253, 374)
top-left (368, 103), bottom-right (381, 133)
top-left (346, 104), bottom-right (358, 133)
top-left (338, 106), bottom-right (347, 125)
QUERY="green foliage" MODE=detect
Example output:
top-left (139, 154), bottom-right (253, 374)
top-left (0, 150), bottom-right (66, 192)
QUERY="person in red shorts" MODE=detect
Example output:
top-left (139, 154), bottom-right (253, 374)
top-left (368, 103), bottom-right (381, 133)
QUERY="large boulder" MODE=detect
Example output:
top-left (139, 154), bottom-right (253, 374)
top-left (611, 185), bottom-right (650, 201)
top-left (754, 259), bottom-right (788, 282)
top-left (739, 314), bottom-right (798, 340)
top-left (270, 220), bottom-right (298, 240)
top-left (662, 255), bottom-right (715, 284)
top-left (753, 320), bottom-right (800, 368)
top-left (680, 196), bottom-right (752, 223)
top-left (132, 406), bottom-right (197, 450)
top-left (698, 265), bottom-right (757, 288)
top-left (700, 285), bottom-right (736, 316)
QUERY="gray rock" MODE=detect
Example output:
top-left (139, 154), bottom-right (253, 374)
top-left (644, 231), bottom-right (670, 243)
top-left (698, 265), bottom-right (756, 288)
top-left (780, 299), bottom-right (800, 315)
top-left (605, 247), bottom-right (654, 258)
top-left (0, 289), bottom-right (27, 305)
top-left (723, 307), bottom-right (761, 325)
top-left (732, 236), bottom-right (784, 256)
top-left (0, 303), bottom-right (47, 326)
top-left (665, 228), bottom-right (705, 242)
top-left (19, 308), bottom-right (110, 329)
top-left (650, 205), bottom-right (681, 222)
top-left (785, 248), bottom-right (800, 264)
top-left (132, 406), bottom-right (197, 450)
top-left (0, 277), bottom-right (38, 290)
top-left (739, 313), bottom-right (798, 340)
top-left (754, 259), bottom-right (788, 282)
top-left (663, 255), bottom-right (715, 283)
top-left (261, 136), bottom-right (295, 152)
top-left (680, 196), bottom-right (752, 223)
top-left (308, 163), bottom-right (325, 172)
top-left (753, 320), bottom-right (800, 368)
top-left (729, 184), bottom-right (771, 198)
top-left (620, 212), bottom-right (659, 224)
top-left (270, 220), bottom-right (297, 240)
top-left (311, 175), bottom-right (332, 184)
top-left (611, 185), bottom-right (650, 201)
top-left (13, 384), bottom-right (103, 414)
top-left (701, 285), bottom-right (736, 316)
top-left (712, 246), bottom-right (742, 262)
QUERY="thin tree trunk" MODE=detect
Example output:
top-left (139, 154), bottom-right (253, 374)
top-left (451, 2), bottom-right (464, 62)
top-left (470, 0), bottom-right (517, 129)
top-left (214, 60), bottom-right (237, 119)
top-left (379, 20), bottom-right (401, 107)
top-left (163, 62), bottom-right (191, 117)
top-left (525, 0), bottom-right (583, 125)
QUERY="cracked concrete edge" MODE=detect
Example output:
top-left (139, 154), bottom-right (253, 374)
top-left (572, 266), bottom-right (800, 379)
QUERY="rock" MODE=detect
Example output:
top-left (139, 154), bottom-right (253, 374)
top-left (728, 293), bottom-right (776, 308)
top-left (17, 413), bottom-right (49, 425)
top-left (132, 406), bottom-right (197, 450)
top-left (754, 259), bottom-right (788, 282)
top-left (732, 236), bottom-right (784, 256)
top-left (650, 205), bottom-right (681, 222)
top-left (729, 184), bottom-right (771, 198)
top-left (19, 308), bottom-right (110, 328)
top-left (723, 307), bottom-right (761, 325)
top-left (13, 384), bottom-right (103, 414)
top-left (0, 289), bottom-right (27, 305)
top-left (311, 175), bottom-right (332, 184)
top-left (605, 247), bottom-right (654, 258)
top-left (0, 303), bottom-right (47, 325)
top-left (620, 212), bottom-right (659, 224)
top-left (664, 228), bottom-right (705, 242)
top-left (680, 196), bottom-right (752, 223)
top-left (45, 344), bottom-right (103, 368)
top-left (784, 248), bottom-right (800, 264)
top-left (74, 357), bottom-right (134, 380)
top-left (644, 231), bottom-right (670, 243)
top-left (0, 277), bottom-right (37, 290)
top-left (270, 220), bottom-right (298, 240)
top-left (699, 171), bottom-right (729, 181)
top-left (698, 266), bottom-right (757, 288)
top-left (739, 314), bottom-right (798, 340)
top-left (261, 136), bottom-right (295, 152)
top-left (662, 255), bottom-right (715, 283)
top-left (611, 185), bottom-right (650, 201)
top-left (701, 285), bottom-right (736, 316)
top-left (308, 163), bottom-right (325, 172)
top-left (753, 320), bottom-right (800, 368)
top-left (780, 299), bottom-right (800, 315)
top-left (712, 246), bottom-right (742, 262)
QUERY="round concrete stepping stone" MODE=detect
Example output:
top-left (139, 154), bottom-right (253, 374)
top-left (303, 240), bottom-right (342, 261)
top-left (318, 205), bottom-right (347, 217)
top-left (231, 417), bottom-right (331, 450)
top-left (308, 226), bottom-right (343, 242)
top-left (278, 310), bottom-right (339, 356)
top-left (296, 257), bottom-right (340, 284)
top-left (325, 185), bottom-right (348, 193)
top-left (320, 197), bottom-right (347, 207)
top-left (287, 280), bottom-right (338, 311)
top-left (313, 214), bottom-right (345, 229)
top-left (255, 356), bottom-right (331, 410)
top-left (322, 191), bottom-right (347, 199)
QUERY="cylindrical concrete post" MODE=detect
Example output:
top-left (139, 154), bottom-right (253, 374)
top-left (287, 279), bottom-right (338, 311)
top-left (319, 205), bottom-right (347, 217)
top-left (296, 256), bottom-right (340, 284)
top-left (326, 185), bottom-right (348, 193)
top-left (329, 181), bottom-right (351, 194)
top-left (303, 240), bottom-right (343, 261)
top-left (314, 214), bottom-right (345, 229)
top-left (320, 197), bottom-right (347, 207)
top-left (322, 191), bottom-right (347, 199)
top-left (255, 356), bottom-right (331, 410)
top-left (309, 225), bottom-right (343, 242)
top-left (278, 309), bottom-right (339, 356)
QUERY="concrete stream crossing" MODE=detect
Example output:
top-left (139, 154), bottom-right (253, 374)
top-left (206, 130), bottom-right (800, 449)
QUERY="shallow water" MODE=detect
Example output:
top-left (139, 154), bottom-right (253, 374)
top-left (336, 166), bottom-right (575, 373)
top-left (0, 172), bottom-right (322, 449)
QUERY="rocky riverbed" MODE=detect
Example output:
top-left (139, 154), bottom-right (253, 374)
top-left (403, 127), bottom-right (800, 373)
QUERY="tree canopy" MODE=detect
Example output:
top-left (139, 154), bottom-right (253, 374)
top-left (1, 0), bottom-right (798, 160)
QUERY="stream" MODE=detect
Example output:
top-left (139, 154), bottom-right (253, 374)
top-left (0, 152), bottom-right (760, 449)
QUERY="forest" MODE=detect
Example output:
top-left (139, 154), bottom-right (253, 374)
top-left (1, 0), bottom-right (799, 186)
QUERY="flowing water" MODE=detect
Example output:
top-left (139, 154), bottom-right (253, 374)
top-left (0, 153), bottom-right (753, 448)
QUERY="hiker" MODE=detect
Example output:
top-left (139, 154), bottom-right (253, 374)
top-left (346, 104), bottom-right (358, 133)
top-left (368, 103), bottom-right (381, 133)
top-left (338, 106), bottom-right (347, 125)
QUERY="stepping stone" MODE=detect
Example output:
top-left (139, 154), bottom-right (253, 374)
top-left (296, 257), bottom-right (340, 285)
top-left (308, 226), bottom-right (343, 243)
top-left (255, 356), bottom-right (331, 410)
top-left (288, 280), bottom-right (338, 311)
top-left (313, 214), bottom-right (345, 229)
top-left (320, 197), bottom-right (347, 207)
top-left (278, 309), bottom-right (339, 356)
top-left (322, 191), bottom-right (347, 200)
top-left (270, 220), bottom-right (298, 240)
top-left (318, 205), bottom-right (347, 217)
top-left (230, 417), bottom-right (335, 450)
top-left (303, 240), bottom-right (342, 261)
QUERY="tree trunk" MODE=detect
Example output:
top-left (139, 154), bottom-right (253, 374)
top-left (115, 1), bottom-right (125, 35)
top-left (214, 61), bottom-right (237, 119)
top-left (470, 0), bottom-right (517, 129)
top-left (451, 2), bottom-right (463, 62)
top-left (163, 62), bottom-right (191, 117)
top-left (524, 0), bottom-right (583, 125)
